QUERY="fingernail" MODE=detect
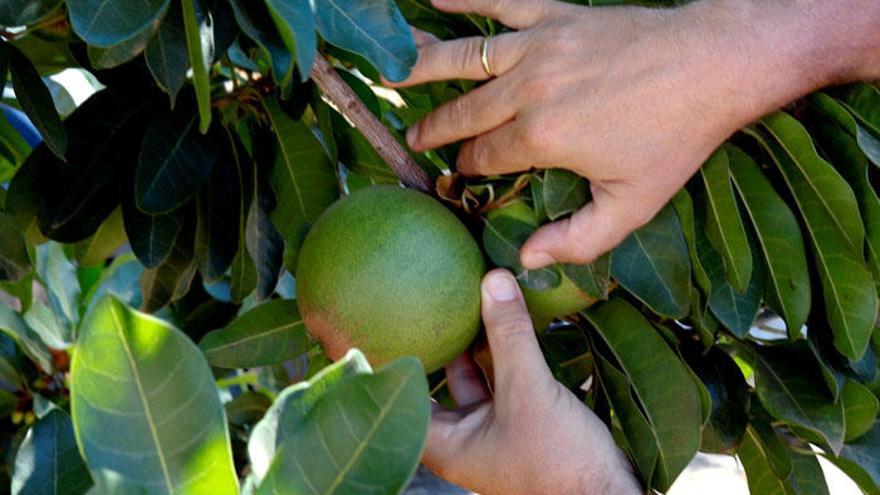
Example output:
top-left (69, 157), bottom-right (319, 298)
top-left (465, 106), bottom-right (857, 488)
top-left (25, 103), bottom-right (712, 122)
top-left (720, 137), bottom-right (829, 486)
top-left (406, 125), bottom-right (419, 148)
top-left (522, 251), bottom-right (556, 269)
top-left (486, 272), bottom-right (518, 302)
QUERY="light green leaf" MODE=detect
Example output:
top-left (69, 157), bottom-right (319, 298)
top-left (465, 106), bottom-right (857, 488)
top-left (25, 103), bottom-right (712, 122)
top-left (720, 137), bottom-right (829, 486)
top-left (70, 296), bottom-right (238, 494)
top-left (35, 242), bottom-right (80, 332)
top-left (542, 168), bottom-right (589, 220)
top-left (199, 299), bottom-right (309, 368)
top-left (75, 208), bottom-right (126, 267)
top-left (700, 147), bottom-right (752, 291)
top-left (11, 409), bottom-right (92, 495)
top-left (611, 204), bottom-right (691, 318)
top-left (585, 298), bottom-right (702, 490)
top-left (842, 379), bottom-right (879, 442)
top-left (256, 355), bottom-right (429, 495)
top-left (313, 0), bottom-right (418, 82)
top-left (758, 113), bottom-right (877, 360)
top-left (66, 0), bottom-right (170, 47)
top-left (265, 0), bottom-right (316, 80)
top-left (181, 0), bottom-right (213, 134)
top-left (728, 144), bottom-right (811, 336)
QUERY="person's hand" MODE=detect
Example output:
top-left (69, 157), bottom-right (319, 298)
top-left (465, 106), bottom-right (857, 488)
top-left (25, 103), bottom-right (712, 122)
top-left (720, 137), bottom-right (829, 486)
top-left (389, 0), bottom-right (880, 269)
top-left (422, 269), bottom-right (640, 495)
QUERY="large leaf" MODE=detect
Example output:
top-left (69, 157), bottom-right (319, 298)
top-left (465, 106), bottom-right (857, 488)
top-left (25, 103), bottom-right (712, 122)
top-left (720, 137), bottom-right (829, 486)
top-left (181, 0), bottom-right (213, 133)
top-left (195, 137), bottom-right (240, 281)
top-left (7, 45), bottom-right (66, 160)
top-left (700, 147), bottom-right (752, 291)
top-left (228, 0), bottom-right (293, 84)
top-left (758, 113), bottom-right (877, 360)
top-left (256, 355), bottom-right (430, 495)
top-left (122, 193), bottom-right (186, 269)
top-left (0, 0), bottom-right (62, 27)
top-left (561, 254), bottom-right (611, 299)
top-left (11, 409), bottom-right (92, 495)
top-left (482, 207), bottom-right (560, 290)
top-left (687, 348), bottom-right (749, 454)
top-left (265, 0), bottom-right (316, 80)
top-left (842, 379), bottom-right (879, 442)
top-left (145, 1), bottom-right (189, 107)
top-left (135, 107), bottom-right (218, 214)
top-left (74, 208), bottom-right (126, 267)
top-left (737, 425), bottom-right (793, 495)
top-left (747, 343), bottom-right (845, 453)
top-left (837, 422), bottom-right (880, 490)
top-left (86, 19), bottom-right (161, 69)
top-left (542, 168), bottom-right (589, 220)
top-left (313, 0), bottom-right (417, 82)
top-left (199, 299), bottom-right (309, 368)
top-left (70, 296), bottom-right (238, 493)
top-left (140, 211), bottom-right (198, 313)
top-left (248, 350), bottom-right (372, 482)
top-left (66, 0), bottom-right (170, 47)
top-left (0, 213), bottom-right (30, 282)
top-left (261, 97), bottom-right (338, 253)
top-left (585, 298), bottom-right (702, 490)
top-left (611, 203), bottom-right (690, 318)
top-left (789, 450), bottom-right (830, 495)
top-left (727, 144), bottom-right (811, 336)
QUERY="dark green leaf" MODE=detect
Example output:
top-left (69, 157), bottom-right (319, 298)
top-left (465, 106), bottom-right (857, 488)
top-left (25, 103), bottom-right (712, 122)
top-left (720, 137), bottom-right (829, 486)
top-left (671, 189), bottom-right (712, 294)
top-left (0, 0), bottom-right (62, 27)
top-left (123, 194), bottom-right (185, 269)
top-left (199, 299), bottom-right (309, 368)
top-left (842, 379), bottom-right (879, 442)
top-left (738, 425), bottom-right (793, 495)
top-left (145, 1), bottom-right (189, 107)
top-left (561, 253), bottom-right (611, 299)
top-left (700, 147), bottom-right (752, 291)
top-left (0, 302), bottom-right (51, 372)
top-left (611, 203), bottom-right (691, 318)
top-left (66, 0), bottom-right (170, 47)
top-left (789, 450), bottom-right (830, 495)
top-left (140, 210), bottom-right (197, 312)
top-left (838, 422), bottom-right (880, 489)
top-left (313, 0), bottom-right (418, 82)
top-left (728, 144), bottom-right (811, 336)
top-left (182, 0), bottom-right (213, 133)
top-left (246, 137), bottom-right (284, 301)
top-left (86, 19), bottom-right (160, 69)
top-left (224, 126), bottom-right (256, 304)
top-left (482, 212), bottom-right (560, 290)
top-left (542, 168), bottom-right (589, 220)
top-left (257, 355), bottom-right (430, 495)
top-left (5, 145), bottom-right (46, 245)
top-left (8, 45), bottom-right (66, 160)
top-left (336, 125), bottom-right (398, 183)
top-left (11, 409), bottom-right (92, 495)
top-left (585, 298), bottom-right (702, 490)
top-left (195, 136), bottom-right (240, 281)
top-left (136, 107), bottom-right (218, 214)
top-left (265, 0), bottom-right (316, 80)
top-left (225, 391), bottom-right (272, 426)
top-left (74, 208), bottom-right (126, 267)
top-left (538, 329), bottom-right (592, 391)
top-left (688, 348), bottom-right (749, 454)
top-left (70, 296), bottom-right (238, 493)
top-left (228, 0), bottom-right (293, 84)
top-left (0, 213), bottom-right (30, 282)
top-left (758, 112), bottom-right (877, 360)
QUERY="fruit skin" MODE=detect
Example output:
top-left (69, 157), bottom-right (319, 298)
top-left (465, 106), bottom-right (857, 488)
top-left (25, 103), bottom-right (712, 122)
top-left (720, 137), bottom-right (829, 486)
top-left (296, 185), bottom-right (485, 373)
top-left (522, 273), bottom-right (595, 330)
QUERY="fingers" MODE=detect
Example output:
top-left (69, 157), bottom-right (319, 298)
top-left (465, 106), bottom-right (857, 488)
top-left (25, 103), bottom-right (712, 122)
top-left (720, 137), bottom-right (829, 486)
top-left (520, 187), bottom-right (657, 268)
top-left (388, 32), bottom-right (527, 88)
top-left (431, 0), bottom-right (566, 29)
top-left (445, 353), bottom-right (491, 408)
top-left (407, 80), bottom-right (518, 151)
top-left (411, 27), bottom-right (440, 47)
top-left (456, 120), bottom-right (546, 176)
top-left (480, 269), bottom-right (553, 393)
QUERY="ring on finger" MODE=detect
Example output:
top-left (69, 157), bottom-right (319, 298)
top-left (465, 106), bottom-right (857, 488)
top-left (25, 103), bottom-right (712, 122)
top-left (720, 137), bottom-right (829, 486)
top-left (480, 36), bottom-right (497, 78)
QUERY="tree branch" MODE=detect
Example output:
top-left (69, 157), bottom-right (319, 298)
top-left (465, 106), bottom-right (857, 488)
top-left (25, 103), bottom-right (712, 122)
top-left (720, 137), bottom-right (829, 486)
top-left (310, 56), bottom-right (434, 193)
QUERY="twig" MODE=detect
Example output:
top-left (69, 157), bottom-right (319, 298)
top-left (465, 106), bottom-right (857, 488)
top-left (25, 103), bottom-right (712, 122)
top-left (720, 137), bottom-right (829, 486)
top-left (310, 56), bottom-right (433, 193)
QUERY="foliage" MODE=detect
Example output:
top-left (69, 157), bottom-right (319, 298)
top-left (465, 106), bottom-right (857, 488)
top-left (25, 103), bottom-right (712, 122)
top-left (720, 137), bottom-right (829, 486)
top-left (0, 0), bottom-right (877, 494)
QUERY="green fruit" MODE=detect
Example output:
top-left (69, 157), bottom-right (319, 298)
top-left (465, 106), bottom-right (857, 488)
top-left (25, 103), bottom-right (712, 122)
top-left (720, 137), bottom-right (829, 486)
top-left (296, 185), bottom-right (485, 373)
top-left (522, 273), bottom-right (594, 330)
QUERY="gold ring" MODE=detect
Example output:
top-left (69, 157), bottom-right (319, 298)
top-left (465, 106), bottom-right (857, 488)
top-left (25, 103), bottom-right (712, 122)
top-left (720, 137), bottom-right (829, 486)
top-left (480, 36), bottom-right (496, 78)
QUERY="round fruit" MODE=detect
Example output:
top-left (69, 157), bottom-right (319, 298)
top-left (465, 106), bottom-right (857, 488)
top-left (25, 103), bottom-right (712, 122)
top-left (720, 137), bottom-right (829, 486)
top-left (522, 273), bottom-right (594, 330)
top-left (296, 185), bottom-right (485, 373)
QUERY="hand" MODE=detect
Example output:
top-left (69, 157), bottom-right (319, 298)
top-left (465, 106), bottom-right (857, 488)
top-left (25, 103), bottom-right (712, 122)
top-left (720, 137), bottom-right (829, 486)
top-left (390, 0), bottom-right (880, 269)
top-left (422, 269), bottom-right (640, 495)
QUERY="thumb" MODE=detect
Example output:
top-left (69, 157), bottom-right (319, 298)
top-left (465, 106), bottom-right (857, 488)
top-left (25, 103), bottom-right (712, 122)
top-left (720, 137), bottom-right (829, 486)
top-left (520, 189), bottom-right (654, 269)
top-left (480, 269), bottom-right (552, 394)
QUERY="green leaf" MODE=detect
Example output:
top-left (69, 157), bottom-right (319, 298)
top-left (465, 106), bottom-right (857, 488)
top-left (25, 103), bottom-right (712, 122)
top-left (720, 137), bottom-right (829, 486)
top-left (224, 126), bottom-right (256, 304)
top-left (246, 140), bottom-right (284, 302)
top-left (0, 303), bottom-right (52, 372)
top-left (700, 147), bottom-right (752, 291)
top-left (35, 242), bottom-right (80, 331)
top-left (265, 0), bottom-right (316, 80)
top-left (585, 298), bottom-right (702, 490)
top-left (837, 422), bottom-right (880, 490)
top-left (835, 83), bottom-right (880, 142)
top-left (561, 254), bottom-right (611, 299)
top-left (0, 213), bottom-right (30, 282)
top-left (140, 213), bottom-right (197, 313)
top-left (688, 348), bottom-right (749, 454)
top-left (261, 97), bottom-right (339, 251)
top-left (0, 0), bottom-right (62, 27)
top-left (336, 126), bottom-right (398, 183)
top-left (611, 203), bottom-right (691, 318)
top-left (199, 299), bottom-right (309, 368)
top-left (70, 296), bottom-right (238, 493)
top-left (758, 112), bottom-right (877, 360)
top-left (11, 409), bottom-right (92, 495)
top-left (789, 450), bottom-right (830, 495)
top-left (256, 356), bottom-right (430, 495)
top-left (6, 144), bottom-right (48, 245)
top-left (248, 350), bottom-right (371, 482)
top-left (482, 212), bottom-right (560, 290)
top-left (66, 0), bottom-right (170, 47)
top-left (228, 0), bottom-right (293, 84)
top-left (747, 343), bottom-right (845, 453)
top-left (728, 144), bottom-right (811, 336)
top-left (225, 391), bottom-right (272, 426)
top-left (671, 189), bottom-right (712, 295)
top-left (135, 108), bottom-right (218, 214)
top-left (181, 0), bottom-right (213, 133)
top-left (313, 0), bottom-right (418, 82)
top-left (542, 168), bottom-right (589, 220)
top-left (86, 19), bottom-right (160, 69)
top-left (145, 1), bottom-right (189, 107)
top-left (738, 425), bottom-right (793, 495)
top-left (857, 125), bottom-right (880, 166)
top-left (74, 208), bottom-right (126, 267)
top-left (122, 193), bottom-right (185, 270)
top-left (7, 45), bottom-right (66, 160)
top-left (842, 379), bottom-right (879, 442)
top-left (195, 138), bottom-right (240, 281)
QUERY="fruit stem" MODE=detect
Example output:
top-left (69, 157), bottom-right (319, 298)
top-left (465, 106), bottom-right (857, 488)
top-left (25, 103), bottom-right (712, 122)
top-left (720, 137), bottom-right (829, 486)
top-left (310, 56), bottom-right (434, 193)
